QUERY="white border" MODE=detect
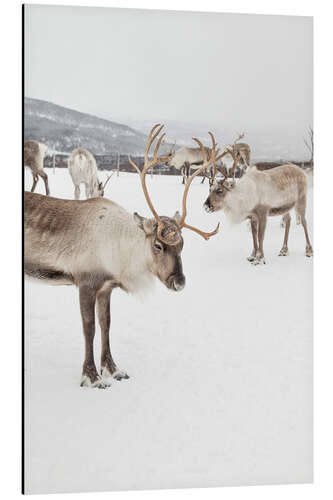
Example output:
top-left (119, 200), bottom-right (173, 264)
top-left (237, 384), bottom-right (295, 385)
top-left (1, 1), bottom-right (332, 499)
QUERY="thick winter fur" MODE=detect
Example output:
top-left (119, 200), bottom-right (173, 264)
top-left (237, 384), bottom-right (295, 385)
top-left (204, 164), bottom-right (313, 263)
top-left (68, 148), bottom-right (103, 199)
top-left (24, 192), bottom-right (185, 387)
top-left (166, 146), bottom-right (211, 184)
top-left (24, 140), bottom-right (50, 195)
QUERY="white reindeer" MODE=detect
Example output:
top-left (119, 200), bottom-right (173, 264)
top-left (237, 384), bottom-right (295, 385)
top-left (165, 145), bottom-right (212, 184)
top-left (68, 148), bottom-right (112, 199)
top-left (24, 140), bottom-right (50, 195)
top-left (204, 163), bottom-right (313, 264)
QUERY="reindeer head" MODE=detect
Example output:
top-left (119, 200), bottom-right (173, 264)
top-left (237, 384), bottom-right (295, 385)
top-left (129, 124), bottom-right (221, 292)
top-left (165, 140), bottom-right (177, 166)
top-left (204, 179), bottom-right (235, 213)
top-left (133, 212), bottom-right (185, 291)
top-left (204, 133), bottom-right (244, 213)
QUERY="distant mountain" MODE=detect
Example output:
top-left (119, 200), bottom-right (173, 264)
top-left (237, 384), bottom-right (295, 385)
top-left (24, 98), bottom-right (161, 155)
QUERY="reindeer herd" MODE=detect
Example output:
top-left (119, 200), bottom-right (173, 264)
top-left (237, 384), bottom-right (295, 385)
top-left (24, 125), bottom-right (313, 388)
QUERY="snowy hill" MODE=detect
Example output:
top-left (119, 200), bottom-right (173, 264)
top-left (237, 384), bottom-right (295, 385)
top-left (24, 98), bottom-right (156, 155)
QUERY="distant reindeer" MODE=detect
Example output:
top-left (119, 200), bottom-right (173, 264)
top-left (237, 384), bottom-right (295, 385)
top-left (220, 134), bottom-right (251, 180)
top-left (165, 144), bottom-right (214, 184)
top-left (24, 125), bottom-right (220, 388)
top-left (24, 140), bottom-right (50, 195)
top-left (68, 148), bottom-right (112, 199)
top-left (204, 160), bottom-right (313, 264)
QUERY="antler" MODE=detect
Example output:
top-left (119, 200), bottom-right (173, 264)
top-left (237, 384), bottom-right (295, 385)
top-left (103, 171), bottom-right (114, 189)
top-left (215, 132), bottom-right (246, 186)
top-left (128, 124), bottom-right (173, 244)
top-left (177, 132), bottom-right (222, 240)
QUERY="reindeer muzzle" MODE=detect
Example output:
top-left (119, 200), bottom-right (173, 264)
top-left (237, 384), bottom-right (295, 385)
top-left (204, 199), bottom-right (213, 213)
top-left (166, 273), bottom-right (185, 292)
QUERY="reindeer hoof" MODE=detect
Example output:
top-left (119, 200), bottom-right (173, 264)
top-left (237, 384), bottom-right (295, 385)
top-left (252, 257), bottom-right (266, 265)
top-left (80, 374), bottom-right (111, 389)
top-left (279, 247), bottom-right (289, 256)
top-left (247, 255), bottom-right (255, 262)
top-left (101, 366), bottom-right (129, 381)
top-left (113, 369), bottom-right (130, 381)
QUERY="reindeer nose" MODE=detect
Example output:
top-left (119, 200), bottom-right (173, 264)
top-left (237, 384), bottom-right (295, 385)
top-left (173, 274), bottom-right (185, 291)
top-left (204, 199), bottom-right (212, 213)
top-left (168, 273), bottom-right (185, 291)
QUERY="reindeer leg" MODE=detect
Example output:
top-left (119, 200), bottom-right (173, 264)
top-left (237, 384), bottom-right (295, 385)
top-left (79, 283), bottom-right (109, 388)
top-left (253, 209), bottom-right (267, 265)
top-left (39, 171), bottom-right (50, 196)
top-left (31, 174), bottom-right (38, 192)
top-left (301, 215), bottom-right (313, 257)
top-left (97, 283), bottom-right (129, 382)
top-left (181, 165), bottom-right (185, 184)
top-left (187, 163), bottom-right (191, 179)
top-left (247, 216), bottom-right (258, 262)
top-left (279, 213), bottom-right (291, 256)
top-left (84, 183), bottom-right (90, 199)
top-left (296, 197), bottom-right (313, 257)
top-left (74, 184), bottom-right (80, 200)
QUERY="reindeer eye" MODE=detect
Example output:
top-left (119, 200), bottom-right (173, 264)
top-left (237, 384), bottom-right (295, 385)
top-left (216, 189), bottom-right (224, 194)
top-left (154, 241), bottom-right (163, 252)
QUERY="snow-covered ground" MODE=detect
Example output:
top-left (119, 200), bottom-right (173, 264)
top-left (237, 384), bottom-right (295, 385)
top-left (24, 168), bottom-right (313, 494)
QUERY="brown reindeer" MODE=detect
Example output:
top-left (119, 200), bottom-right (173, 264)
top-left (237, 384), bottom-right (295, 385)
top-left (24, 125), bottom-right (221, 388)
top-left (24, 140), bottom-right (50, 195)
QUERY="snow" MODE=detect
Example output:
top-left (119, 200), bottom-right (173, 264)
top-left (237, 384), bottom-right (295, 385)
top-left (24, 168), bottom-right (313, 494)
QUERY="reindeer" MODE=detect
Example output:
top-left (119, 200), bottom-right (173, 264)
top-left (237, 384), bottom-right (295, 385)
top-left (24, 140), bottom-right (50, 195)
top-left (204, 154), bottom-right (313, 264)
top-left (165, 144), bottom-right (214, 184)
top-left (68, 148), bottom-right (112, 199)
top-left (24, 125), bottom-right (220, 388)
top-left (219, 134), bottom-right (251, 180)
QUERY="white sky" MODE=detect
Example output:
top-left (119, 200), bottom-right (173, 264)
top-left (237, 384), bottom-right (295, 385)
top-left (25, 5), bottom-right (312, 153)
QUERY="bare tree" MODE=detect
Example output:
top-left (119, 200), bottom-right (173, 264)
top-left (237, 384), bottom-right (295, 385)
top-left (303, 126), bottom-right (314, 169)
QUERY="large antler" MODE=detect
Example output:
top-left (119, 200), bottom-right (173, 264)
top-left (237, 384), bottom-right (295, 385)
top-left (128, 124), bottom-right (173, 244)
top-left (177, 132), bottom-right (222, 240)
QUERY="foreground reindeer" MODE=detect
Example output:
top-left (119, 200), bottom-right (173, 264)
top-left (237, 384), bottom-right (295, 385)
top-left (24, 140), bottom-right (50, 195)
top-left (204, 160), bottom-right (313, 264)
top-left (25, 125), bottom-right (220, 388)
top-left (68, 147), bottom-right (112, 199)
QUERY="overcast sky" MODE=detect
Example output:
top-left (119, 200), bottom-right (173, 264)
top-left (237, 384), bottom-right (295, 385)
top-left (25, 5), bottom-right (313, 155)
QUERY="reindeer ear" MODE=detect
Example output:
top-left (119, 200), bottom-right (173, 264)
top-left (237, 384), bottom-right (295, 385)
top-left (133, 212), bottom-right (145, 229)
top-left (173, 211), bottom-right (181, 224)
top-left (133, 213), bottom-right (156, 235)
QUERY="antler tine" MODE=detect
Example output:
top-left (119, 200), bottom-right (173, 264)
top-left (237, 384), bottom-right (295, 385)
top-left (129, 124), bottom-right (177, 245)
top-left (153, 132), bottom-right (166, 160)
top-left (177, 132), bottom-right (220, 240)
top-left (234, 132), bottom-right (245, 146)
top-left (128, 155), bottom-right (141, 175)
top-left (145, 124), bottom-right (164, 162)
top-left (181, 222), bottom-right (220, 240)
top-left (208, 131), bottom-right (217, 153)
top-left (192, 137), bottom-right (209, 162)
